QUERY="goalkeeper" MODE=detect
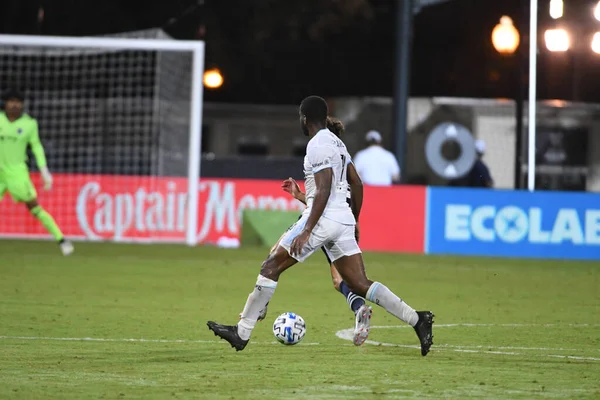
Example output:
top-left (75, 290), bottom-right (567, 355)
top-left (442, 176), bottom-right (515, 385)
top-left (0, 89), bottom-right (73, 256)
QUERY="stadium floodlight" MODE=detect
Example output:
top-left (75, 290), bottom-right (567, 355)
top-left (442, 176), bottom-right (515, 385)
top-left (0, 31), bottom-right (205, 246)
top-left (203, 68), bottom-right (224, 89)
top-left (544, 28), bottom-right (570, 51)
top-left (592, 32), bottom-right (600, 54)
top-left (491, 16), bottom-right (520, 55)
top-left (549, 0), bottom-right (563, 19)
top-left (595, 1), bottom-right (600, 21)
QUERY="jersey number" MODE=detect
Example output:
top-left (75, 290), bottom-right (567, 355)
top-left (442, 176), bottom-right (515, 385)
top-left (340, 155), bottom-right (347, 182)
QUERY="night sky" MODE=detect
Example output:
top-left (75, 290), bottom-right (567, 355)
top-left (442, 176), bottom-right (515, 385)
top-left (2, 0), bottom-right (600, 104)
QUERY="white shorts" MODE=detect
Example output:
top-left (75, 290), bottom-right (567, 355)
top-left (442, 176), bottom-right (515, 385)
top-left (279, 215), bottom-right (361, 263)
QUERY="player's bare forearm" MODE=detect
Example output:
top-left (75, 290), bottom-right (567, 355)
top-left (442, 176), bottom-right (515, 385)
top-left (347, 163), bottom-right (363, 220)
top-left (282, 178), bottom-right (307, 205)
top-left (296, 191), bottom-right (307, 205)
top-left (350, 184), bottom-right (363, 221)
top-left (304, 169), bottom-right (332, 233)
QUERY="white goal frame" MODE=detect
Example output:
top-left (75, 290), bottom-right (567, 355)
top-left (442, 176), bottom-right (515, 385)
top-left (0, 34), bottom-right (205, 246)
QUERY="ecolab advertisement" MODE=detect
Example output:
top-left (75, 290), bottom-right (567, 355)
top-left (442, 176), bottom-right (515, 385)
top-left (426, 187), bottom-right (600, 260)
top-left (0, 174), bottom-right (426, 253)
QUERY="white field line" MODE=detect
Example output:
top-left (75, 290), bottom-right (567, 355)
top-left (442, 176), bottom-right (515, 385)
top-left (335, 324), bottom-right (600, 362)
top-left (357, 323), bottom-right (600, 352)
top-left (0, 336), bottom-right (320, 346)
top-left (2, 323), bottom-right (599, 361)
top-left (370, 323), bottom-right (600, 328)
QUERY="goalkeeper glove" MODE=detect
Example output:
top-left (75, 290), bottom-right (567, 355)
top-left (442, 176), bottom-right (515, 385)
top-left (40, 166), bottom-right (53, 191)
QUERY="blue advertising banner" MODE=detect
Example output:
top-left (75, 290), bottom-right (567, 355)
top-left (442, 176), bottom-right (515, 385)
top-left (426, 187), bottom-right (600, 260)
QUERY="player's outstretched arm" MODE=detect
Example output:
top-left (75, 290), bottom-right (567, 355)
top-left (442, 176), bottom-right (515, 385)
top-left (347, 162), bottom-right (363, 221)
top-left (29, 121), bottom-right (52, 190)
top-left (282, 178), bottom-right (307, 205)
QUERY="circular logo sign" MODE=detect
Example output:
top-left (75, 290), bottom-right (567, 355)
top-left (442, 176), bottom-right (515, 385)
top-left (425, 122), bottom-right (476, 179)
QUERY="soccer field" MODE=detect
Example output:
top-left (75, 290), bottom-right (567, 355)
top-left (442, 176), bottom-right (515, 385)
top-left (0, 240), bottom-right (599, 399)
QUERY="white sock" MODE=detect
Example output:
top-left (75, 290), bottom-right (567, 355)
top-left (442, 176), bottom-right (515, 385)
top-left (366, 282), bottom-right (419, 326)
top-left (237, 275), bottom-right (278, 340)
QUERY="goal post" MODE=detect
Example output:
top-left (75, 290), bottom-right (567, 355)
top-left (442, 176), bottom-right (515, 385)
top-left (0, 30), bottom-right (204, 246)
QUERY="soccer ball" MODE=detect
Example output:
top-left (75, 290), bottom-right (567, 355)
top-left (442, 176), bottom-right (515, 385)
top-left (272, 312), bottom-right (306, 345)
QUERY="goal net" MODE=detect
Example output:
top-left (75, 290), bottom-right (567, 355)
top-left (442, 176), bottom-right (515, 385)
top-left (0, 29), bottom-right (204, 245)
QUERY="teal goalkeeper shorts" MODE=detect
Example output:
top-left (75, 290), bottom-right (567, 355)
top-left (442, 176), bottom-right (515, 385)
top-left (0, 171), bottom-right (37, 203)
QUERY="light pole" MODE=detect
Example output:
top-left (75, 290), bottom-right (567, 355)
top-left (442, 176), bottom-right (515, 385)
top-left (203, 68), bottom-right (224, 90)
top-left (544, 28), bottom-right (569, 52)
top-left (392, 0), bottom-right (413, 184)
top-left (592, 32), bottom-right (600, 53)
top-left (492, 16), bottom-right (520, 54)
top-left (492, 16), bottom-right (524, 189)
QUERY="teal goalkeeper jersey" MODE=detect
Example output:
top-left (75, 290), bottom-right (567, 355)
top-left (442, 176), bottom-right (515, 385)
top-left (0, 111), bottom-right (47, 176)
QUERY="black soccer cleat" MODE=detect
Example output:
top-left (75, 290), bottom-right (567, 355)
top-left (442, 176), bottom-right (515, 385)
top-left (413, 311), bottom-right (434, 356)
top-left (207, 321), bottom-right (249, 351)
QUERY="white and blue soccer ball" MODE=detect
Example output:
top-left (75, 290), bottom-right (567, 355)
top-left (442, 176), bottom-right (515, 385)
top-left (272, 312), bottom-right (306, 345)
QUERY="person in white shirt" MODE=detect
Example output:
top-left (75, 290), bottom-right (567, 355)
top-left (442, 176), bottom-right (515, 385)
top-left (353, 130), bottom-right (401, 186)
top-left (207, 96), bottom-right (433, 356)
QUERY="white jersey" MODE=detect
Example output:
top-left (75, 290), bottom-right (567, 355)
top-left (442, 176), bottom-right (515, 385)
top-left (302, 128), bottom-right (355, 225)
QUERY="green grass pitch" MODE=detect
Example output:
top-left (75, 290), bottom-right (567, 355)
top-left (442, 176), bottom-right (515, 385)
top-left (0, 240), bottom-right (599, 399)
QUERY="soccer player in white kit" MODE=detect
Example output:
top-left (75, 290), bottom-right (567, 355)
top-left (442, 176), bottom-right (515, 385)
top-left (207, 96), bottom-right (434, 356)
top-left (253, 117), bottom-right (372, 347)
